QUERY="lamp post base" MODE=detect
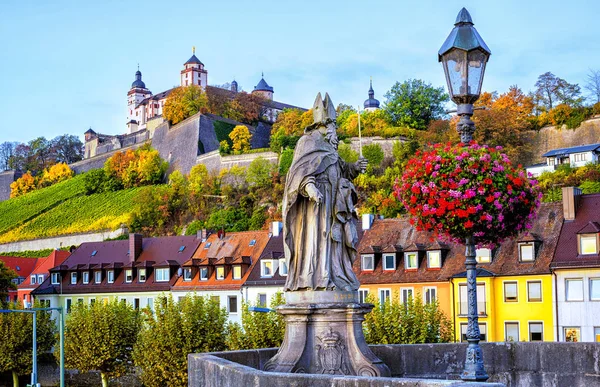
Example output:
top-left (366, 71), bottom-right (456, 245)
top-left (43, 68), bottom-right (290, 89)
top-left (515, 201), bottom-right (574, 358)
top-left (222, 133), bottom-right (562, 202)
top-left (462, 342), bottom-right (489, 381)
top-left (263, 291), bottom-right (390, 377)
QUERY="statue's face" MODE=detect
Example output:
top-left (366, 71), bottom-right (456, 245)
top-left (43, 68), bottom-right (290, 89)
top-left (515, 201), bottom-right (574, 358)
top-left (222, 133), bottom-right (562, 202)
top-left (323, 123), bottom-right (339, 150)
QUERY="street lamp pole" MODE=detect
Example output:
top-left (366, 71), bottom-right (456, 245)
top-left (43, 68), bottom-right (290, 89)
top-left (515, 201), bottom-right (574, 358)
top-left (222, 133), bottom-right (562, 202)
top-left (438, 8), bottom-right (491, 382)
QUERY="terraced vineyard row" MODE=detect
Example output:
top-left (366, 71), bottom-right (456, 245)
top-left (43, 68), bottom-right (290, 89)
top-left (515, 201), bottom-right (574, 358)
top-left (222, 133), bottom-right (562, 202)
top-left (0, 175), bottom-right (86, 235)
top-left (0, 187), bottom-right (148, 243)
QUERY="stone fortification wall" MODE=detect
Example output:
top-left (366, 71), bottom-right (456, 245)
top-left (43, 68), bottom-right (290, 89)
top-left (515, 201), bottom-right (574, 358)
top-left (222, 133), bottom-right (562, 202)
top-left (0, 170), bottom-right (17, 202)
top-left (70, 142), bottom-right (147, 174)
top-left (153, 115), bottom-right (202, 176)
top-left (196, 150), bottom-right (279, 173)
top-left (190, 342), bottom-right (600, 387)
top-left (0, 227), bottom-right (127, 253)
top-left (348, 136), bottom-right (406, 157)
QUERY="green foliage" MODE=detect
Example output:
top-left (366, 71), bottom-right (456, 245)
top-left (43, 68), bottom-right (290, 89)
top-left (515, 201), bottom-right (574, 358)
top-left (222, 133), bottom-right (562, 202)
top-left (225, 293), bottom-right (285, 350)
top-left (278, 148), bottom-right (294, 175)
top-left (205, 207), bottom-right (250, 232)
top-left (363, 292), bottom-right (453, 345)
top-left (384, 79), bottom-right (449, 130)
top-left (63, 299), bottom-right (140, 387)
top-left (580, 180), bottom-right (600, 194)
top-left (83, 169), bottom-right (121, 195)
top-left (162, 85), bottom-right (209, 125)
top-left (248, 206), bottom-right (268, 230)
top-left (0, 261), bottom-right (17, 305)
top-left (0, 301), bottom-right (56, 385)
top-left (246, 157), bottom-right (274, 188)
top-left (134, 295), bottom-right (227, 387)
top-left (103, 145), bottom-right (168, 191)
top-left (362, 143), bottom-right (384, 168)
top-left (0, 249), bottom-right (55, 258)
top-left (392, 139), bottom-right (420, 168)
top-left (338, 143), bottom-right (359, 163)
top-left (185, 219), bottom-right (205, 236)
top-left (214, 120), bottom-right (236, 149)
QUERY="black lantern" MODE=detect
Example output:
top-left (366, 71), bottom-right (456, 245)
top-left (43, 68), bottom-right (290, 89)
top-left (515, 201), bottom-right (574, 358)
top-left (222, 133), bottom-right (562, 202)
top-left (439, 8), bottom-right (491, 109)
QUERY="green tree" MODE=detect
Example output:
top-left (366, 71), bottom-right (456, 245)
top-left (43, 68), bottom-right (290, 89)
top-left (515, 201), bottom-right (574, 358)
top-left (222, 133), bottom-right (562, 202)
top-left (384, 79), bottom-right (449, 130)
top-left (226, 292), bottom-right (285, 350)
top-left (534, 72), bottom-right (583, 110)
top-left (51, 134), bottom-right (84, 164)
top-left (134, 295), bottom-right (227, 387)
top-left (0, 301), bottom-right (56, 387)
top-left (62, 299), bottom-right (140, 387)
top-left (337, 143), bottom-right (359, 163)
top-left (246, 157), bottom-right (273, 189)
top-left (0, 261), bottom-right (17, 304)
top-left (362, 143), bottom-right (384, 169)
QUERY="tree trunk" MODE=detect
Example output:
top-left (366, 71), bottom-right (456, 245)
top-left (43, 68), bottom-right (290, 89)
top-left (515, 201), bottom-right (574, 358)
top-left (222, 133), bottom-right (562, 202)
top-left (101, 372), bottom-right (109, 387)
top-left (11, 371), bottom-right (18, 387)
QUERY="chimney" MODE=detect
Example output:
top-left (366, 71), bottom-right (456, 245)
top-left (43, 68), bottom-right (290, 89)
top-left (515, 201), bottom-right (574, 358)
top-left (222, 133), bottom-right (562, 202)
top-left (362, 213), bottom-right (374, 230)
top-left (129, 233), bottom-right (143, 262)
top-left (197, 229), bottom-right (209, 242)
top-left (562, 187), bottom-right (582, 221)
top-left (272, 221), bottom-right (283, 237)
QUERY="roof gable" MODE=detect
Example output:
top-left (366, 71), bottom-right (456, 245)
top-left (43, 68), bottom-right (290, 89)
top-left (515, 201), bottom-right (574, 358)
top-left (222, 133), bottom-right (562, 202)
top-left (542, 143), bottom-right (600, 157)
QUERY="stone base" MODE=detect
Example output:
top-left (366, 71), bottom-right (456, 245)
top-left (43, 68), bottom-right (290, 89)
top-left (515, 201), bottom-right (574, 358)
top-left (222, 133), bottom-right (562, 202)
top-left (263, 291), bottom-right (391, 377)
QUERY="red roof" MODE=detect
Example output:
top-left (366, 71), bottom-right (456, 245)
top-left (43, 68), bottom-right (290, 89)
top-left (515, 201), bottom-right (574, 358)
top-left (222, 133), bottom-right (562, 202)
top-left (0, 256), bottom-right (37, 279)
top-left (17, 250), bottom-right (70, 290)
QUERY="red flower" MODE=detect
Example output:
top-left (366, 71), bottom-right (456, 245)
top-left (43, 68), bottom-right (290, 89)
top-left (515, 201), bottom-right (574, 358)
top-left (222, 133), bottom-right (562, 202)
top-left (465, 220), bottom-right (474, 228)
top-left (484, 178), bottom-right (493, 185)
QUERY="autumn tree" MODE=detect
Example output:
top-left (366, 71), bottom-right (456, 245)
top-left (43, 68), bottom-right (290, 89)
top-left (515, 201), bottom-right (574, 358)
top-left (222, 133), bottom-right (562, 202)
top-left (163, 85), bottom-right (209, 125)
top-left (9, 172), bottom-right (36, 198)
top-left (62, 299), bottom-right (140, 387)
top-left (384, 79), bottom-right (449, 130)
top-left (134, 295), bottom-right (227, 387)
top-left (269, 108), bottom-right (313, 152)
top-left (229, 125), bottom-right (252, 154)
top-left (0, 301), bottom-right (56, 387)
top-left (38, 162), bottom-right (74, 188)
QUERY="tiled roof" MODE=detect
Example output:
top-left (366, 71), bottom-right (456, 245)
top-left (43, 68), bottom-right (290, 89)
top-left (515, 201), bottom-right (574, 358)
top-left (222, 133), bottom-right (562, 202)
top-left (542, 143), bottom-right (600, 157)
top-left (173, 230), bottom-right (270, 291)
top-left (552, 193), bottom-right (600, 268)
top-left (355, 202), bottom-right (563, 284)
top-left (244, 235), bottom-right (286, 286)
top-left (184, 54), bottom-right (203, 65)
top-left (0, 257), bottom-right (37, 279)
top-left (17, 250), bottom-right (70, 290)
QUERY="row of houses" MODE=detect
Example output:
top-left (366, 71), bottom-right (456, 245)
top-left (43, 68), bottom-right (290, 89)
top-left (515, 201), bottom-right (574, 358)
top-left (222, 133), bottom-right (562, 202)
top-left (3, 187), bottom-right (599, 343)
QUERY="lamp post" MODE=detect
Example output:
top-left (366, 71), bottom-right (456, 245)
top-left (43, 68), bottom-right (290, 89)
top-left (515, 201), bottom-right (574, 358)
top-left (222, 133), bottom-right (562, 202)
top-left (439, 8), bottom-right (491, 382)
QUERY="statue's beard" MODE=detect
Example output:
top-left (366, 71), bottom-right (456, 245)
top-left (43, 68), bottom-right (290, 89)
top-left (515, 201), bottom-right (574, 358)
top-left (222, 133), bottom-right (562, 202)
top-left (325, 132), bottom-right (339, 150)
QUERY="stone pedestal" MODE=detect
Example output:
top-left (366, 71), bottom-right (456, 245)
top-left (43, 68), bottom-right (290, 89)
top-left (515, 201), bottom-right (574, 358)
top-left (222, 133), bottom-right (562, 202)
top-left (263, 291), bottom-right (391, 377)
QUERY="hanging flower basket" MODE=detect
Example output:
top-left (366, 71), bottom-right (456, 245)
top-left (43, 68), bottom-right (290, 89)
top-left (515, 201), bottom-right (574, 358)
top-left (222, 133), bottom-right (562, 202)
top-left (394, 142), bottom-right (541, 247)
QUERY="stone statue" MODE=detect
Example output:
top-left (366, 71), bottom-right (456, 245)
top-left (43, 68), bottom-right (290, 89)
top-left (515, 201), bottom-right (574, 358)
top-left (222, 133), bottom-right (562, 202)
top-left (282, 92), bottom-right (367, 292)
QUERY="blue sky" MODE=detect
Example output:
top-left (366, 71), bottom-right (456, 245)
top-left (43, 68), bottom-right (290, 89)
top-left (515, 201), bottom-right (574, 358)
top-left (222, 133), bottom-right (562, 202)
top-left (1, 0), bottom-right (599, 143)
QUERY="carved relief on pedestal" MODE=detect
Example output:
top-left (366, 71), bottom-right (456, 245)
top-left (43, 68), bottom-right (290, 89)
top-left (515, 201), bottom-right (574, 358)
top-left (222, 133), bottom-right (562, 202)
top-left (314, 327), bottom-right (351, 375)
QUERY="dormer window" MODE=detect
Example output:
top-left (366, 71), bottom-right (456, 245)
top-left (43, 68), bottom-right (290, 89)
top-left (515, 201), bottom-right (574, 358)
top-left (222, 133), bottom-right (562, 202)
top-left (37, 275), bottom-right (43, 283)
top-left (83, 272), bottom-right (90, 284)
top-left (361, 255), bottom-right (374, 271)
top-left (427, 251), bottom-right (442, 269)
top-left (125, 270), bottom-right (133, 283)
top-left (138, 269), bottom-right (146, 283)
top-left (183, 268), bottom-right (192, 281)
top-left (216, 266), bottom-right (225, 280)
top-left (476, 248), bottom-right (492, 263)
top-left (261, 261), bottom-right (273, 277)
top-left (95, 271), bottom-right (102, 284)
top-left (579, 234), bottom-right (598, 255)
top-left (383, 254), bottom-right (396, 271)
top-left (71, 272), bottom-right (77, 285)
top-left (31, 275), bottom-right (36, 285)
top-left (232, 265), bottom-right (242, 280)
top-left (404, 252), bottom-right (418, 270)
top-left (51, 273), bottom-right (60, 285)
top-left (155, 268), bottom-right (169, 282)
top-left (519, 243), bottom-right (536, 262)
top-left (107, 270), bottom-right (115, 283)
top-left (279, 259), bottom-right (288, 276)
top-left (200, 267), bottom-right (208, 281)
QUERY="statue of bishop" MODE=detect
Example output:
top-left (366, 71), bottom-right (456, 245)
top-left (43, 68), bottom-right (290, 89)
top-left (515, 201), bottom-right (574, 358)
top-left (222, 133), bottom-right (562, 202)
top-left (282, 93), bottom-right (367, 292)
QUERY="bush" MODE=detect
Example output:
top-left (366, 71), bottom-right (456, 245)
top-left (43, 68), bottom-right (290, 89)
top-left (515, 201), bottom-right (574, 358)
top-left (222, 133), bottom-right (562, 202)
top-left (185, 219), bottom-right (205, 236)
top-left (338, 143), bottom-right (359, 163)
top-left (363, 143), bottom-right (384, 166)
top-left (278, 148), bottom-right (294, 175)
top-left (38, 163), bottom-right (74, 188)
top-left (565, 107), bottom-right (591, 129)
top-left (9, 172), bottom-right (36, 198)
top-left (549, 103), bottom-right (572, 126)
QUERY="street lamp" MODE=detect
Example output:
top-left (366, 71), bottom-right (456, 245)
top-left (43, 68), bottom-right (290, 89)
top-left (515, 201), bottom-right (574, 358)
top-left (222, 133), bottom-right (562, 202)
top-left (439, 7), bottom-right (491, 144)
top-left (439, 8), bottom-right (491, 382)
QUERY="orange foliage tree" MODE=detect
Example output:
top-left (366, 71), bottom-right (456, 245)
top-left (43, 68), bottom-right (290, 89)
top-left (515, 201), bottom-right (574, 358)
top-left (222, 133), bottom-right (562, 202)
top-left (10, 172), bottom-right (36, 198)
top-left (39, 163), bottom-right (74, 188)
top-left (163, 85), bottom-right (208, 125)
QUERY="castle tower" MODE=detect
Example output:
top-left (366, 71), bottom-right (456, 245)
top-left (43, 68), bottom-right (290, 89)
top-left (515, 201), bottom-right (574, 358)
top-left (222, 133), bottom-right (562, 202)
top-left (252, 73), bottom-right (274, 100)
top-left (180, 47), bottom-right (207, 89)
top-left (231, 79), bottom-right (238, 93)
top-left (363, 78), bottom-right (380, 112)
top-left (127, 66), bottom-right (152, 133)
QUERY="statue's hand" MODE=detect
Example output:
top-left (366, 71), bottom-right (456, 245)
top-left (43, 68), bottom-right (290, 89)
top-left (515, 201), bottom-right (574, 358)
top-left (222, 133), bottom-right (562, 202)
top-left (357, 156), bottom-right (368, 173)
top-left (305, 183), bottom-right (323, 204)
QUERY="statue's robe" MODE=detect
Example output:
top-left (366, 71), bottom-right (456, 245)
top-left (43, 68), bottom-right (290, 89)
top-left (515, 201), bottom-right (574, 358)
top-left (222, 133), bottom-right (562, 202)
top-left (282, 130), bottom-right (361, 291)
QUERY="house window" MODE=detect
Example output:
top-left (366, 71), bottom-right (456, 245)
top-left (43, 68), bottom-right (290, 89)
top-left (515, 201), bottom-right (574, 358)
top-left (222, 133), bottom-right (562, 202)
top-left (591, 278), bottom-right (600, 300)
top-left (232, 265), bottom-right (242, 280)
top-left (71, 272), bottom-right (77, 285)
top-left (361, 255), bottom-right (374, 271)
top-left (424, 287), bottom-right (437, 304)
top-left (594, 327), bottom-right (600, 342)
top-left (261, 261), bottom-right (273, 277)
top-left (83, 272), bottom-right (90, 284)
top-left (30, 275), bottom-right (36, 285)
top-left (566, 278), bottom-right (584, 301)
top-left (95, 271), bottom-right (102, 284)
top-left (504, 282), bottom-right (518, 302)
top-left (258, 293), bottom-right (267, 307)
top-left (358, 289), bottom-right (369, 304)
top-left (529, 322), bottom-right (543, 342)
top-left (460, 323), bottom-right (487, 342)
top-left (400, 288), bottom-right (413, 304)
top-left (427, 251), bottom-right (441, 269)
top-left (580, 234), bottom-right (598, 255)
top-left (404, 252), bottom-right (418, 270)
top-left (519, 243), bottom-right (535, 261)
top-left (505, 322), bottom-right (519, 342)
top-left (216, 266), bottom-right (225, 280)
top-left (51, 273), bottom-right (60, 285)
top-left (200, 267), bottom-right (208, 281)
top-left (107, 270), bottom-right (114, 283)
top-left (125, 270), bottom-right (133, 283)
top-left (383, 254), bottom-right (396, 270)
top-left (564, 327), bottom-right (580, 342)
top-left (228, 296), bottom-right (238, 314)
top-left (527, 281), bottom-right (542, 302)
top-left (279, 259), bottom-right (288, 276)
top-left (183, 268), bottom-right (192, 281)
top-left (475, 248), bottom-right (491, 263)
top-left (66, 298), bottom-right (72, 313)
top-left (134, 298), bottom-right (140, 310)
top-left (459, 283), bottom-right (486, 316)
top-left (379, 289), bottom-right (391, 305)
top-left (37, 275), bottom-right (43, 283)
top-left (155, 268), bottom-right (169, 282)
top-left (138, 268), bottom-right (146, 283)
